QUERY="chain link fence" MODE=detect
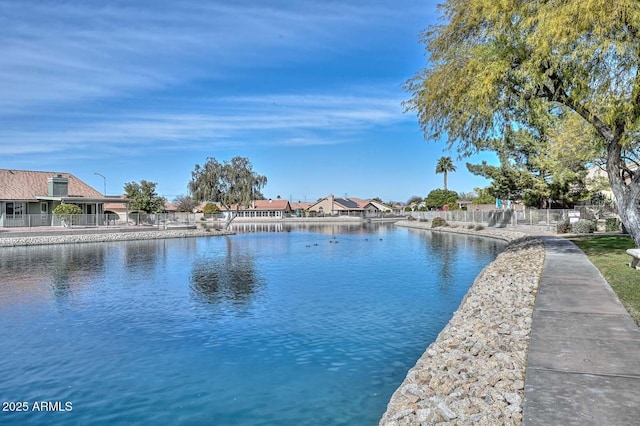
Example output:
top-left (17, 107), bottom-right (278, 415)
top-left (1, 213), bottom-right (197, 228)
top-left (409, 206), bottom-right (619, 231)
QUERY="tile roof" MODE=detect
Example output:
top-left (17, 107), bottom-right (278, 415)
top-left (0, 169), bottom-right (103, 200)
top-left (164, 202), bottom-right (178, 212)
top-left (252, 199), bottom-right (290, 210)
top-left (348, 197), bottom-right (369, 208)
top-left (290, 201), bottom-right (314, 210)
top-left (194, 202), bottom-right (208, 212)
top-left (222, 199), bottom-right (291, 211)
top-left (102, 195), bottom-right (137, 209)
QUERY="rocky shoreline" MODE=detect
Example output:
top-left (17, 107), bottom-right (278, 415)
top-left (0, 228), bottom-right (233, 247)
top-left (380, 221), bottom-right (545, 425)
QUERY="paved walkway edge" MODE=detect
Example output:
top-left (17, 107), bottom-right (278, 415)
top-left (522, 236), bottom-right (640, 425)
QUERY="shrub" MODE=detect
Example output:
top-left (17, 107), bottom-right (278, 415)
top-left (572, 219), bottom-right (596, 234)
top-left (431, 217), bottom-right (448, 228)
top-left (556, 219), bottom-right (571, 234)
top-left (474, 225), bottom-right (485, 231)
top-left (203, 203), bottom-right (220, 214)
top-left (425, 189), bottom-right (459, 209)
top-left (467, 224), bottom-right (474, 229)
top-left (605, 217), bottom-right (620, 232)
top-left (53, 204), bottom-right (83, 227)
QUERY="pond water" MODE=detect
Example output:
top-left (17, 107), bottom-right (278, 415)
top-left (0, 223), bottom-right (504, 425)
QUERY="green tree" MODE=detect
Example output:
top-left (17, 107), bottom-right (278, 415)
top-left (202, 203), bottom-right (220, 214)
top-left (405, 0), bottom-right (640, 246)
top-left (466, 123), bottom-right (590, 208)
top-left (53, 204), bottom-right (82, 227)
top-left (435, 156), bottom-right (456, 191)
top-left (124, 180), bottom-right (166, 213)
top-left (425, 189), bottom-right (459, 210)
top-left (173, 195), bottom-right (197, 213)
top-left (472, 187), bottom-right (495, 205)
top-left (188, 156), bottom-right (267, 227)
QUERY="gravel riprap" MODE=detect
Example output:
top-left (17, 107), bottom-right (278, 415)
top-left (0, 228), bottom-right (232, 247)
top-left (380, 221), bottom-right (544, 425)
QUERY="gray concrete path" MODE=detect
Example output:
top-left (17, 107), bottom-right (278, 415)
top-left (523, 236), bottom-right (640, 425)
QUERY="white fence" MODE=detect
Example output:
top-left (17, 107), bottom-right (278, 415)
top-left (409, 208), bottom-right (610, 229)
top-left (0, 213), bottom-right (197, 228)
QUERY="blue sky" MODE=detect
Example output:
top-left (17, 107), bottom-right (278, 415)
top-left (1, 0), bottom-right (494, 204)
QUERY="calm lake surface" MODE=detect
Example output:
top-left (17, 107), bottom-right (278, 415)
top-left (0, 223), bottom-right (504, 425)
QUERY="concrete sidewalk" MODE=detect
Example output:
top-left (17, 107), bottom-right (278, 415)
top-left (523, 236), bottom-right (640, 425)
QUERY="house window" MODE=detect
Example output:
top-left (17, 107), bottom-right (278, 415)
top-left (6, 202), bottom-right (25, 218)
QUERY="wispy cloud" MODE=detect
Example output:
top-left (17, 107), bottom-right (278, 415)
top-left (0, 0), bottom-right (427, 114)
top-left (0, 91), bottom-right (411, 157)
top-left (0, 0), bottom-right (432, 171)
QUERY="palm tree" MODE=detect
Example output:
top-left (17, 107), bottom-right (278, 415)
top-left (435, 156), bottom-right (457, 191)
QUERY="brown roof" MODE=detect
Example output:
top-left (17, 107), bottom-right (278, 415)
top-left (223, 199), bottom-right (291, 211)
top-left (252, 200), bottom-right (290, 210)
top-left (0, 169), bottom-right (103, 200)
top-left (349, 197), bottom-right (369, 208)
top-left (103, 195), bottom-right (131, 210)
top-left (290, 201), bottom-right (314, 210)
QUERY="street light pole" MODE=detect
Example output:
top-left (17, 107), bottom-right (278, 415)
top-left (94, 172), bottom-right (106, 196)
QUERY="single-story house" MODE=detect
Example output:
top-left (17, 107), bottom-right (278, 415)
top-left (221, 199), bottom-right (292, 219)
top-left (290, 201), bottom-right (315, 217)
top-left (362, 199), bottom-right (396, 216)
top-left (307, 195), bottom-right (399, 217)
top-left (0, 169), bottom-right (130, 227)
top-left (307, 195), bottom-right (365, 216)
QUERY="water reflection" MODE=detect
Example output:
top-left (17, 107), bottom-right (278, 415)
top-left (409, 229), bottom-right (504, 294)
top-left (125, 240), bottom-right (161, 271)
top-left (0, 244), bottom-right (107, 303)
top-left (190, 237), bottom-right (264, 306)
top-left (228, 222), bottom-right (285, 233)
top-left (228, 222), bottom-right (381, 235)
top-left (428, 232), bottom-right (455, 285)
top-left (0, 224), bottom-right (504, 426)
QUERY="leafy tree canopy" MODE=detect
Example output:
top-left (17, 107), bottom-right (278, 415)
top-left (203, 203), bottom-right (220, 214)
top-left (406, 0), bottom-right (640, 245)
top-left (425, 189), bottom-right (459, 209)
top-left (466, 122), bottom-right (591, 208)
top-left (471, 187), bottom-right (495, 205)
top-left (124, 180), bottom-right (166, 213)
top-left (188, 156), bottom-right (267, 225)
top-left (53, 204), bottom-right (82, 215)
top-left (53, 204), bottom-right (83, 227)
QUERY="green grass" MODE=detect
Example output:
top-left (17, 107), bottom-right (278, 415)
top-left (569, 235), bottom-right (640, 324)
